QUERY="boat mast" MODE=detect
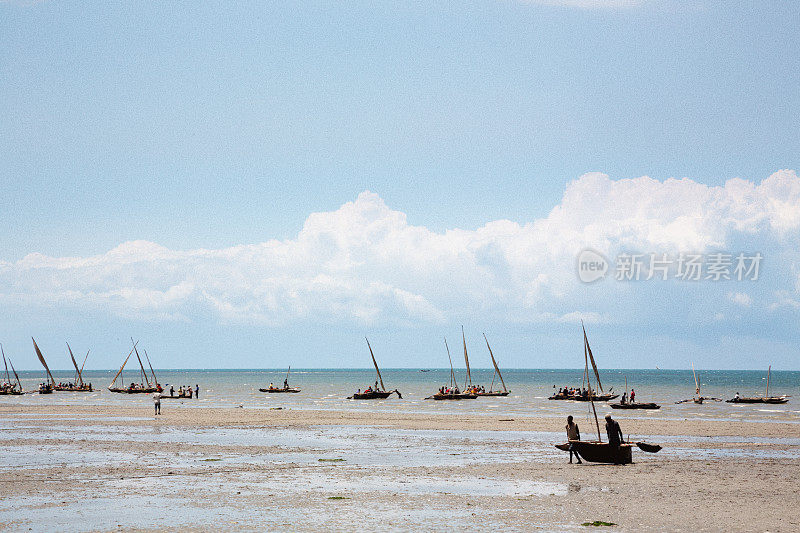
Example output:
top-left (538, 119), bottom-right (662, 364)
top-left (692, 362), bottom-right (700, 397)
top-left (582, 322), bottom-right (604, 393)
top-left (9, 359), bottom-right (22, 391)
top-left (584, 327), bottom-right (601, 442)
top-left (444, 338), bottom-right (456, 389)
top-left (285, 366), bottom-right (291, 386)
top-left (462, 326), bottom-right (472, 390)
top-left (80, 350), bottom-right (90, 380)
top-left (131, 339), bottom-right (151, 388)
top-left (109, 341), bottom-right (138, 388)
top-left (1, 344), bottom-right (11, 385)
top-left (765, 365), bottom-right (771, 399)
top-left (67, 342), bottom-right (84, 386)
top-left (32, 337), bottom-right (56, 387)
top-left (483, 333), bottom-right (507, 393)
top-left (144, 349), bottom-right (158, 386)
top-left (365, 338), bottom-right (385, 392)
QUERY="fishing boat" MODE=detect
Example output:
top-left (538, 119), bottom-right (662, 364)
top-left (548, 326), bottom-right (618, 402)
top-left (675, 363), bottom-right (722, 404)
top-left (554, 322), bottom-right (662, 464)
top-left (426, 331), bottom-right (478, 400)
top-left (0, 345), bottom-right (23, 395)
top-left (726, 366), bottom-right (789, 404)
top-left (32, 338), bottom-right (56, 394)
top-left (610, 376), bottom-right (660, 409)
top-left (347, 338), bottom-right (402, 399)
top-left (108, 340), bottom-right (162, 394)
top-left (259, 366), bottom-right (301, 393)
top-left (53, 343), bottom-right (93, 392)
top-left (475, 333), bottom-right (510, 397)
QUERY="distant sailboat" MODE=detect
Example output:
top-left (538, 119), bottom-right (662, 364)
top-left (675, 363), bottom-right (721, 404)
top-left (108, 340), bottom-right (161, 394)
top-left (54, 343), bottom-right (93, 391)
top-left (548, 325), bottom-right (618, 401)
top-left (348, 338), bottom-right (402, 399)
top-left (726, 366), bottom-right (789, 404)
top-left (32, 338), bottom-right (56, 394)
top-left (426, 332), bottom-right (478, 400)
top-left (0, 344), bottom-right (23, 395)
top-left (260, 366), bottom-right (301, 393)
top-left (475, 333), bottom-right (509, 397)
top-left (611, 375), bottom-right (660, 409)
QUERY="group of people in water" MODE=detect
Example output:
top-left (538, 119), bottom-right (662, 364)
top-left (556, 386), bottom-right (590, 399)
top-left (165, 384), bottom-right (199, 398)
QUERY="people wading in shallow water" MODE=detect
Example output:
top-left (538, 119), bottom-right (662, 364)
top-left (565, 415), bottom-right (582, 464)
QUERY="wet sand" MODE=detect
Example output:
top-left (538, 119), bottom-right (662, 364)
top-left (1, 402), bottom-right (798, 532)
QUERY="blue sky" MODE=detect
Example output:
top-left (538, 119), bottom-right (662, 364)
top-left (1, 1), bottom-right (799, 370)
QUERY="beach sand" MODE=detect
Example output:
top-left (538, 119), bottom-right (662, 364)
top-left (1, 403), bottom-right (798, 532)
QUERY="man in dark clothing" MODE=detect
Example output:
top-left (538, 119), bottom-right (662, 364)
top-left (604, 413), bottom-right (625, 464)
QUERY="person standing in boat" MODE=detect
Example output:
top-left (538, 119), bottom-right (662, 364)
top-left (565, 415), bottom-right (582, 464)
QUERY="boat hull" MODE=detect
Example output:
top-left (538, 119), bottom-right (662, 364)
top-left (427, 393), bottom-right (478, 400)
top-left (54, 386), bottom-right (93, 392)
top-left (555, 441), bottom-right (633, 464)
top-left (726, 397), bottom-right (788, 404)
top-left (0, 390), bottom-right (23, 395)
top-left (476, 391), bottom-right (510, 397)
top-left (108, 387), bottom-right (160, 394)
top-left (259, 388), bottom-right (301, 393)
top-left (610, 402), bottom-right (660, 410)
top-left (549, 393), bottom-right (619, 402)
top-left (348, 391), bottom-right (397, 399)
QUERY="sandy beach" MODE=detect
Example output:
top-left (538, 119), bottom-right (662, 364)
top-left (1, 402), bottom-right (798, 532)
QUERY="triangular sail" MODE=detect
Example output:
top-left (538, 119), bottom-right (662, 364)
top-left (365, 338), bottom-right (385, 391)
top-left (462, 326), bottom-right (472, 389)
top-left (444, 338), bottom-right (456, 388)
top-left (582, 322), bottom-right (604, 393)
top-left (483, 333), bottom-right (507, 393)
top-left (67, 342), bottom-right (84, 386)
top-left (144, 349), bottom-right (157, 386)
top-left (32, 337), bottom-right (55, 386)
top-left (109, 341), bottom-right (138, 387)
top-left (585, 332), bottom-right (601, 441)
top-left (9, 359), bottom-right (22, 390)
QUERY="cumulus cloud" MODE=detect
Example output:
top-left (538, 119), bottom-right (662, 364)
top-left (1, 170), bottom-right (799, 326)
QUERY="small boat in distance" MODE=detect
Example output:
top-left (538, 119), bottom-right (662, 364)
top-left (475, 333), bottom-right (510, 397)
top-left (610, 376), bottom-right (660, 409)
top-left (726, 366), bottom-right (789, 404)
top-left (426, 332), bottom-right (477, 400)
top-left (259, 366), bottom-right (301, 393)
top-left (32, 337), bottom-right (56, 394)
top-left (54, 342), bottom-right (93, 392)
top-left (0, 345), bottom-right (23, 395)
top-left (108, 339), bottom-right (162, 394)
top-left (348, 338), bottom-right (402, 399)
top-left (675, 363), bottom-right (721, 404)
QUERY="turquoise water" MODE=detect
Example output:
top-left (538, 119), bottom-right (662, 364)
top-left (5, 368), bottom-right (798, 424)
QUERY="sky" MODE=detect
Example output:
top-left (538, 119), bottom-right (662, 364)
top-left (1, 1), bottom-right (799, 370)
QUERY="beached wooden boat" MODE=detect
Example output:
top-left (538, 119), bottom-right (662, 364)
top-left (475, 333), bottom-right (510, 397)
top-left (347, 339), bottom-right (402, 399)
top-left (108, 340), bottom-right (162, 394)
top-left (259, 366), bottom-right (301, 393)
top-left (610, 402), bottom-right (660, 410)
top-left (0, 346), bottom-right (23, 395)
top-left (32, 337), bottom-right (57, 394)
top-left (726, 366), bottom-right (789, 404)
top-left (425, 333), bottom-right (478, 400)
top-left (554, 323), bottom-right (663, 464)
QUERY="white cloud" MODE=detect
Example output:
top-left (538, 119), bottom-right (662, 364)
top-left (728, 292), bottom-right (752, 307)
top-left (1, 171), bottom-right (799, 326)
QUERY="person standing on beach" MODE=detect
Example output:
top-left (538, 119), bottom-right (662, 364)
top-left (566, 415), bottom-right (582, 464)
top-left (604, 413), bottom-right (624, 463)
top-left (153, 391), bottom-right (161, 415)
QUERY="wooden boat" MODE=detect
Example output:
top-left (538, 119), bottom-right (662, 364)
top-left (347, 338), bottom-right (402, 399)
top-left (553, 322), bottom-right (662, 464)
top-left (54, 343), bottom-right (93, 391)
top-left (676, 363), bottom-right (722, 404)
top-left (108, 340), bottom-right (162, 394)
top-left (610, 402), bottom-right (660, 410)
top-left (0, 345), bottom-right (23, 395)
top-left (32, 337), bottom-right (57, 394)
top-left (425, 332), bottom-right (478, 400)
top-left (548, 327), bottom-right (617, 401)
top-left (726, 366), bottom-right (789, 404)
top-left (259, 366), bottom-right (301, 393)
top-left (475, 333), bottom-right (510, 397)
